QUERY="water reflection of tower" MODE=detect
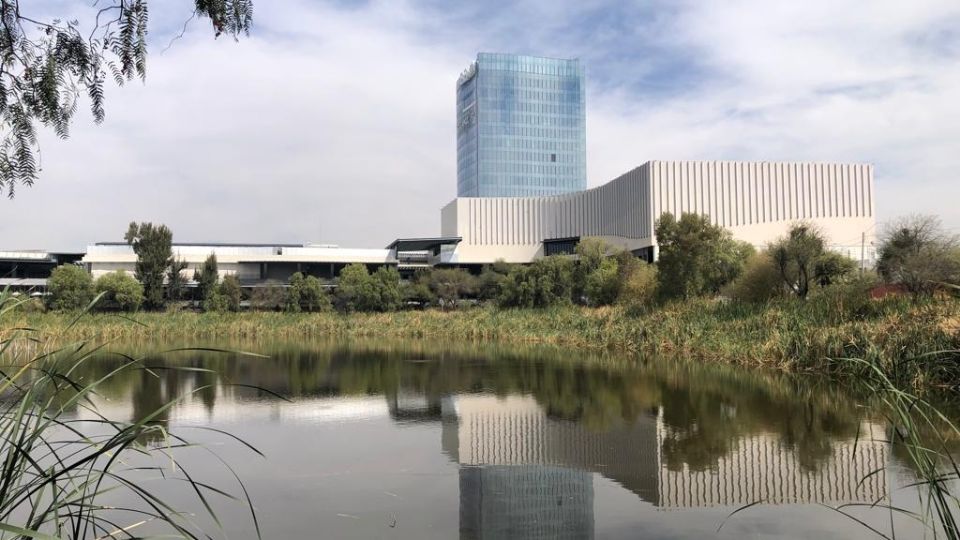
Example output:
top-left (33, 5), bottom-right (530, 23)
top-left (442, 395), bottom-right (662, 539)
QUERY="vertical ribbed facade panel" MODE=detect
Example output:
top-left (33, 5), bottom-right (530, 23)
top-left (444, 162), bottom-right (875, 259)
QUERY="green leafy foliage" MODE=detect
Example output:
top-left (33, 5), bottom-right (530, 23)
top-left (196, 253), bottom-right (219, 302)
top-left (249, 286), bottom-right (286, 311)
top-left (335, 264), bottom-right (402, 312)
top-left (619, 261), bottom-right (658, 314)
top-left (286, 272), bottom-right (330, 312)
top-left (427, 268), bottom-right (477, 308)
top-left (814, 251), bottom-right (857, 287)
top-left (477, 260), bottom-right (510, 301)
top-left (770, 223), bottom-right (827, 299)
top-left (403, 271), bottom-right (436, 307)
top-left (373, 267), bottom-right (403, 312)
top-left (94, 270), bottom-right (144, 311)
top-left (497, 256), bottom-right (575, 308)
top-left (584, 257), bottom-right (621, 306)
top-left (655, 212), bottom-right (751, 299)
top-left (167, 257), bottom-right (189, 301)
top-left (217, 274), bottom-right (243, 312)
top-left (124, 221), bottom-right (173, 309)
top-left (0, 1), bottom-right (252, 196)
top-left (724, 252), bottom-right (784, 304)
top-left (47, 264), bottom-right (94, 310)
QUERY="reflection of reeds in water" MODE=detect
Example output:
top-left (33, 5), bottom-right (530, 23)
top-left (0, 289), bottom-right (262, 538)
top-left (847, 356), bottom-right (960, 539)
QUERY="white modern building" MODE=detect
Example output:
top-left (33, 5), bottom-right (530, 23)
top-left (9, 159), bottom-right (879, 289)
top-left (441, 160), bottom-right (877, 265)
top-left (82, 242), bottom-right (396, 284)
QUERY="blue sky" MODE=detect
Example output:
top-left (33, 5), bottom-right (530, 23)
top-left (3, 0), bottom-right (959, 249)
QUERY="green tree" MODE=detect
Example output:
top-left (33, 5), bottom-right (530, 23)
top-left (584, 257), bottom-right (621, 306)
top-left (814, 251), bottom-right (857, 287)
top-left (373, 267), bottom-right (403, 312)
top-left (195, 253), bottom-right (219, 302)
top-left (575, 237), bottom-right (618, 304)
top-left (655, 212), bottom-right (750, 299)
top-left (285, 273), bottom-right (304, 313)
top-left (286, 272), bottom-right (330, 312)
top-left (301, 275), bottom-right (330, 312)
top-left (94, 271), bottom-right (144, 311)
top-left (166, 258), bottom-right (189, 302)
top-left (47, 265), bottom-right (94, 310)
top-left (428, 268), bottom-right (476, 308)
top-left (124, 222), bottom-right (172, 309)
top-left (498, 256), bottom-right (575, 308)
top-left (403, 269), bottom-right (436, 307)
top-left (335, 264), bottom-right (380, 312)
top-left (0, 1), bottom-right (252, 196)
top-left (477, 261), bottom-right (511, 302)
top-left (218, 275), bottom-right (243, 312)
top-left (618, 262), bottom-right (658, 312)
top-left (724, 252), bottom-right (784, 304)
top-left (250, 286), bottom-right (286, 311)
top-left (771, 223), bottom-right (827, 298)
top-left (877, 215), bottom-right (960, 295)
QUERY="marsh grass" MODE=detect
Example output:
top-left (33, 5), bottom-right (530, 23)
top-left (814, 355), bottom-right (960, 539)
top-left (0, 289), bottom-right (264, 539)
top-left (7, 294), bottom-right (960, 390)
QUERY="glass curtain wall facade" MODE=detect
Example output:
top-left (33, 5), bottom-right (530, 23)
top-left (456, 53), bottom-right (586, 197)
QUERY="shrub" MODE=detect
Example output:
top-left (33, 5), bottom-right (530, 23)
top-left (403, 269), bottom-right (435, 307)
top-left (219, 275), bottom-right (243, 312)
top-left (584, 257), bottom-right (621, 306)
top-left (619, 262), bottom-right (657, 314)
top-left (814, 251), bottom-right (858, 287)
top-left (94, 271), bottom-right (144, 311)
top-left (202, 291), bottom-right (232, 313)
top-left (724, 253), bottom-right (784, 304)
top-left (287, 272), bottom-right (330, 312)
top-left (47, 265), bottom-right (94, 310)
top-left (771, 223), bottom-right (827, 298)
top-left (249, 286), bottom-right (286, 311)
top-left (498, 256), bottom-right (575, 308)
top-left (477, 261), bottom-right (510, 302)
top-left (428, 268), bottom-right (477, 308)
top-left (195, 253), bottom-right (219, 302)
top-left (877, 215), bottom-right (960, 296)
top-left (806, 275), bottom-right (885, 323)
top-left (336, 264), bottom-right (402, 312)
top-left (372, 267), bottom-right (403, 312)
top-left (655, 212), bottom-right (752, 299)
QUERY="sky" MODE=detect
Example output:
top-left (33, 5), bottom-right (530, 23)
top-left (3, 0), bottom-right (959, 251)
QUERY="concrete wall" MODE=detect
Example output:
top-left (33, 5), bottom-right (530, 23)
top-left (443, 160), bottom-right (877, 264)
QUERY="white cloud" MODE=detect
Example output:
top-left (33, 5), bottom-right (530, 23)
top-left (1, 0), bottom-right (958, 251)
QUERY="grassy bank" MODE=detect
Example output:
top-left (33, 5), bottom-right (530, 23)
top-left (7, 294), bottom-right (960, 389)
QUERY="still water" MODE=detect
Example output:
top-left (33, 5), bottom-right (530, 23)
top-left (73, 340), bottom-right (936, 539)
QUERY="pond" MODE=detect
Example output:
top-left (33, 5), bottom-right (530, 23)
top-left (68, 339), bottom-right (938, 539)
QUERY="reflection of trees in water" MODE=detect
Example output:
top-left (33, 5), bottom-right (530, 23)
top-left (77, 340), bottom-right (870, 470)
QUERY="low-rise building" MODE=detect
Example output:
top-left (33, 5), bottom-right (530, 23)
top-left (442, 160), bottom-right (877, 266)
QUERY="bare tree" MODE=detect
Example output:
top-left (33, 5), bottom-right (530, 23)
top-left (877, 214), bottom-right (960, 295)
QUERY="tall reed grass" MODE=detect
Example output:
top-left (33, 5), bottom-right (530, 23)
top-left (9, 293), bottom-right (959, 390)
top-left (0, 289), bottom-right (262, 538)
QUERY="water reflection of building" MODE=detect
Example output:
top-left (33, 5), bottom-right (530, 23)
top-left (441, 394), bottom-right (888, 510)
top-left (656, 425), bottom-right (888, 509)
top-left (459, 465), bottom-right (593, 540)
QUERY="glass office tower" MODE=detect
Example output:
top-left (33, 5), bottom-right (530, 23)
top-left (456, 53), bottom-right (586, 197)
